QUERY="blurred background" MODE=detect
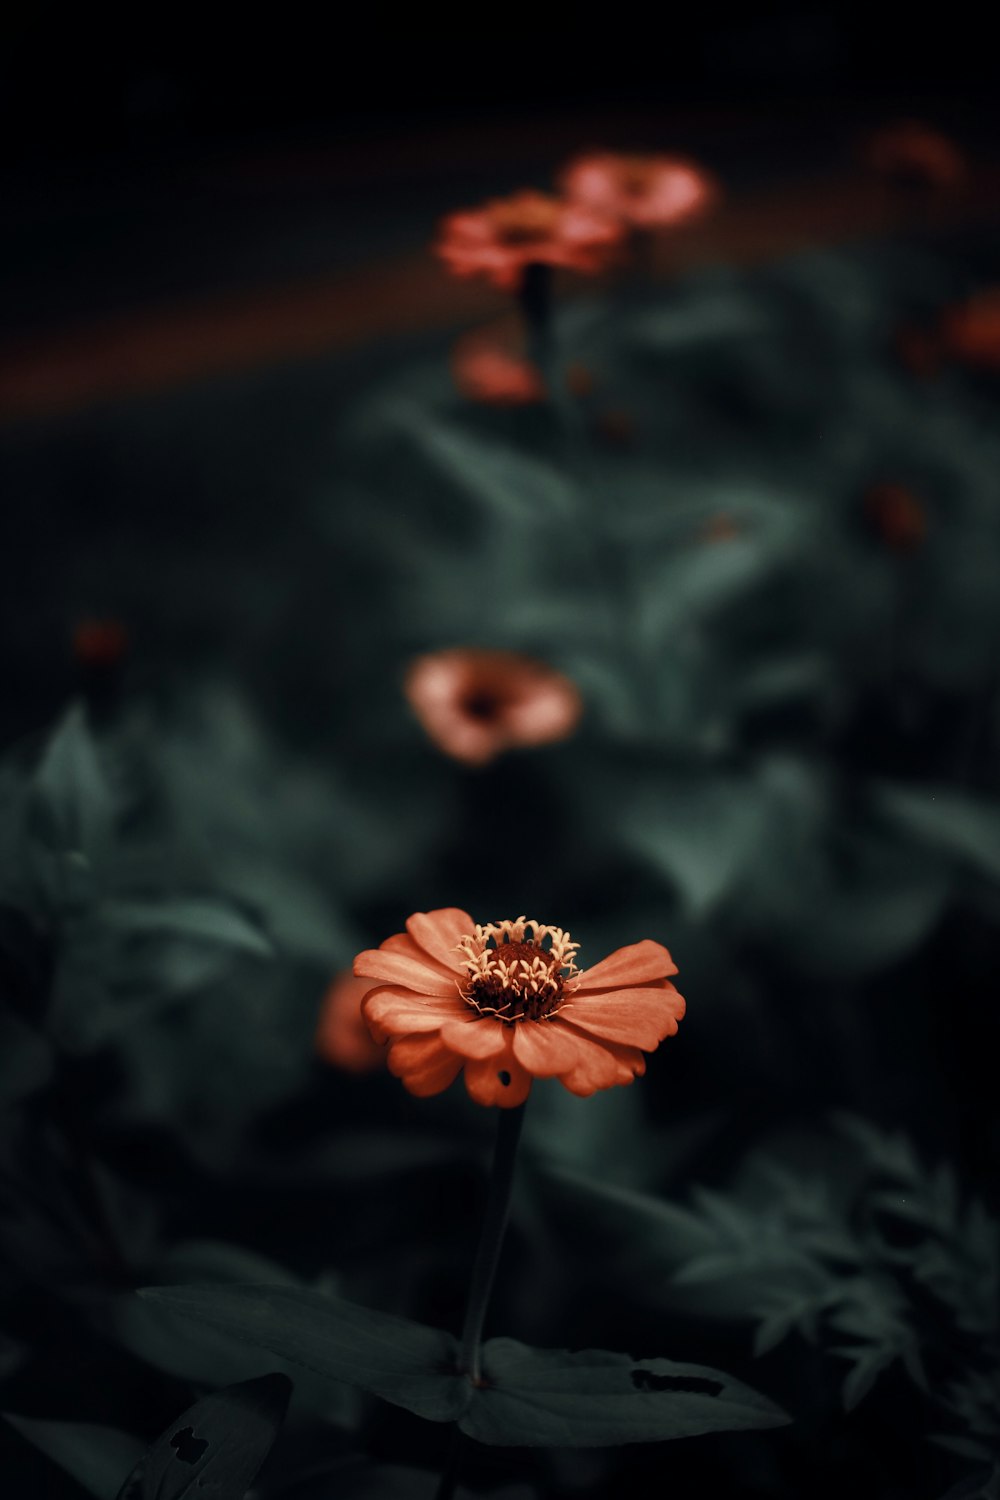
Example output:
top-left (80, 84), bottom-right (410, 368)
top-left (3, 9), bottom-right (1000, 1500)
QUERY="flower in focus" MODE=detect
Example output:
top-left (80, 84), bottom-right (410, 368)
top-left (864, 483), bottom-right (927, 553)
top-left (316, 971), bottom-right (386, 1073)
top-left (866, 120), bottom-right (967, 190)
top-left (355, 910), bottom-right (684, 1107)
top-left (560, 151), bottom-right (718, 230)
top-left (451, 327), bottom-right (546, 405)
top-left (434, 190), bottom-right (624, 291)
top-left (405, 648), bottom-right (582, 766)
top-left (939, 289), bottom-right (1000, 370)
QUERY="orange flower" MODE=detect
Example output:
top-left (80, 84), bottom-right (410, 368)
top-left (866, 120), bottom-right (967, 190)
top-left (316, 971), bottom-right (386, 1073)
top-left (864, 483), bottom-right (927, 553)
top-left (939, 289), bottom-right (1000, 369)
top-left (703, 513), bottom-right (740, 544)
top-left (434, 189), bottom-right (624, 291)
top-left (451, 328), bottom-right (546, 405)
top-left (404, 649), bottom-right (582, 766)
top-left (894, 323), bottom-right (941, 379)
top-left (72, 618), bottom-right (128, 668)
top-left (355, 910), bottom-right (684, 1108)
top-left (560, 151), bottom-right (718, 230)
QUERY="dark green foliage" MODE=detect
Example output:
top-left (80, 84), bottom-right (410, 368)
top-left (114, 1373), bottom-right (291, 1499)
top-left (2, 224), bottom-right (1000, 1499)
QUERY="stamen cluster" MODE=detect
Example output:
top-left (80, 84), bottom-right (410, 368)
top-left (456, 917), bottom-right (580, 1024)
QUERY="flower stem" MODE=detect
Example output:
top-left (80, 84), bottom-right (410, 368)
top-left (457, 1101), bottom-right (526, 1385)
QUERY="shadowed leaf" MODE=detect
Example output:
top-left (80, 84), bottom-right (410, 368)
top-left (114, 1373), bottom-right (291, 1500)
top-left (461, 1340), bottom-right (790, 1446)
top-left (138, 1284), bottom-right (468, 1423)
top-left (4, 1413), bottom-right (145, 1500)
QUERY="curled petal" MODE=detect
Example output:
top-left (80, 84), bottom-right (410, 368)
top-left (464, 1037), bottom-right (532, 1108)
top-left (511, 1019), bottom-right (590, 1077)
top-left (353, 947), bottom-right (458, 995)
top-left (387, 1033), bottom-right (464, 1097)
top-left (362, 985), bottom-right (466, 1043)
top-left (382, 931), bottom-right (459, 979)
top-left (439, 1017), bottom-right (509, 1059)
top-left (556, 1025), bottom-right (647, 1096)
top-left (559, 984), bottom-right (685, 1048)
top-left (406, 909), bottom-right (474, 970)
top-left (575, 939), bottom-right (678, 991)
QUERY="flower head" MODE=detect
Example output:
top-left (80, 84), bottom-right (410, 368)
top-left (451, 327), bottom-right (546, 405)
top-left (939, 289), bottom-right (1000, 369)
top-left (866, 120), bottom-right (967, 190)
top-left (316, 971), bottom-right (386, 1073)
top-left (864, 483), bottom-right (927, 553)
top-left (434, 189), bottom-right (624, 291)
top-left (355, 909), bottom-right (684, 1107)
top-left (560, 151), bottom-right (718, 230)
top-left (72, 618), bottom-right (128, 669)
top-left (405, 648), bottom-right (581, 766)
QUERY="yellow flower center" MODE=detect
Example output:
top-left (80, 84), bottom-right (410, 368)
top-left (456, 917), bottom-right (580, 1024)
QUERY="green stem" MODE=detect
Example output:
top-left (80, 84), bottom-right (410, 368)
top-left (457, 1102), bottom-right (526, 1384)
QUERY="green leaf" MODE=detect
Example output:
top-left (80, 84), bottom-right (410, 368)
top-left (873, 782), bottom-right (1000, 884)
top-left (104, 898), bottom-right (273, 959)
top-left (115, 1373), bottom-right (291, 1500)
top-left (4, 1413), bottom-right (145, 1500)
top-left (0, 1012), bottom-right (51, 1104)
top-left (30, 705), bottom-right (114, 866)
top-left (391, 406), bottom-right (577, 523)
top-left (461, 1340), bottom-right (790, 1446)
top-left (137, 1284), bottom-right (468, 1424)
top-left (618, 771), bottom-right (770, 913)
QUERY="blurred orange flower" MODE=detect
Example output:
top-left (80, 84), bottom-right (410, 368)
top-left (703, 513), bottom-right (740, 543)
top-left (72, 618), bottom-right (128, 668)
top-left (560, 151), bottom-right (718, 230)
top-left (864, 483), bottom-right (927, 553)
top-left (405, 648), bottom-right (581, 766)
top-left (355, 910), bottom-right (684, 1108)
top-left (316, 971), bottom-right (386, 1073)
top-left (939, 289), bottom-right (1000, 369)
top-left (434, 190), bottom-right (624, 291)
top-left (866, 120), bottom-right (967, 190)
top-left (451, 328), bottom-right (546, 405)
top-left (894, 323), bottom-right (941, 379)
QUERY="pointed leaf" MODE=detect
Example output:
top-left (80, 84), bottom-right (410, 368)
top-left (137, 1284), bottom-right (467, 1423)
top-left (115, 1373), bottom-right (291, 1500)
top-left (393, 407), bottom-right (577, 523)
top-left (874, 782), bottom-right (1000, 883)
top-left (461, 1340), bottom-right (790, 1446)
top-left (104, 898), bottom-right (273, 958)
top-left (4, 1413), bottom-right (144, 1500)
top-left (30, 705), bottom-right (114, 866)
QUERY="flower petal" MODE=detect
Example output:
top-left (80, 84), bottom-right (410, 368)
top-left (558, 984), bottom-right (685, 1049)
top-left (511, 1019), bottom-right (590, 1077)
top-left (362, 985), bottom-right (467, 1043)
top-left (387, 1033), bottom-right (463, 1098)
top-left (354, 947), bottom-right (459, 995)
top-left (556, 1025), bottom-right (647, 1097)
top-left (463, 1037), bottom-right (532, 1108)
top-left (382, 931), bottom-right (458, 979)
top-left (438, 1017), bottom-right (509, 1059)
top-left (574, 940), bottom-right (678, 991)
top-left (406, 909), bottom-right (474, 970)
